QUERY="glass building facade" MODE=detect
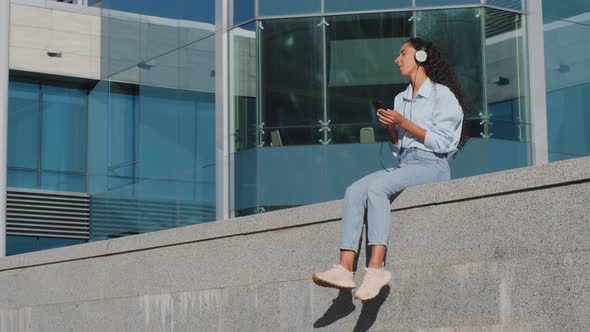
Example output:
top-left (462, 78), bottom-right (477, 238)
top-left (89, 0), bottom-right (217, 239)
top-left (4, 0), bottom-right (590, 254)
top-left (229, 4), bottom-right (529, 215)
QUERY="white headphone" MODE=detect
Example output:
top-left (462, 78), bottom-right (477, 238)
top-left (415, 49), bottom-right (428, 63)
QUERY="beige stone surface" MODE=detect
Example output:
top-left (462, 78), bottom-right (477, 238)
top-left (9, 3), bottom-right (100, 79)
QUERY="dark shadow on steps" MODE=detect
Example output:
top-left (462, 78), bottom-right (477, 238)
top-left (353, 285), bottom-right (391, 332)
top-left (314, 290), bottom-right (356, 328)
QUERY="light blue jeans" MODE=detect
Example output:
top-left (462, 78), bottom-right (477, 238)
top-left (340, 148), bottom-right (451, 252)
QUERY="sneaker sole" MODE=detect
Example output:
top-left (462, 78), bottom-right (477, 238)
top-left (312, 274), bottom-right (356, 289)
top-left (353, 272), bottom-right (392, 301)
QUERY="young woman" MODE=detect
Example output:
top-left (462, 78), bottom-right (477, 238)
top-left (312, 38), bottom-right (467, 301)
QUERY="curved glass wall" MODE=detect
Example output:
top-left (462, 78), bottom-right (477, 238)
top-left (230, 6), bottom-right (529, 216)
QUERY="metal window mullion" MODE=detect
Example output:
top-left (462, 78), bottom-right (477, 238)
top-left (85, 88), bottom-right (89, 192)
top-left (133, 93), bottom-right (137, 192)
top-left (524, 0), bottom-right (548, 164)
top-left (215, 0), bottom-right (230, 221)
top-left (321, 17), bottom-right (328, 145)
top-left (481, 8), bottom-right (489, 139)
top-left (106, 80), bottom-right (111, 190)
top-left (38, 82), bottom-right (43, 188)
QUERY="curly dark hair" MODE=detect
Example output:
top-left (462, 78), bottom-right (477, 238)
top-left (406, 37), bottom-right (468, 150)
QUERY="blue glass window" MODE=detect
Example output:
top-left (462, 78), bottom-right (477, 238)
top-left (6, 236), bottom-right (37, 255)
top-left (109, 89), bottom-right (137, 167)
top-left (416, 0), bottom-right (479, 6)
top-left (7, 170), bottom-right (37, 189)
top-left (41, 172), bottom-right (86, 192)
top-left (102, 0), bottom-right (214, 24)
top-left (39, 237), bottom-right (86, 251)
top-left (487, 0), bottom-right (522, 11)
top-left (8, 81), bottom-right (39, 169)
top-left (41, 84), bottom-right (87, 173)
top-left (544, 13), bottom-right (590, 161)
top-left (543, 0), bottom-right (590, 22)
top-left (233, 0), bottom-right (254, 25)
top-left (324, 0), bottom-right (411, 13)
top-left (7, 236), bottom-right (87, 255)
top-left (258, 0), bottom-right (321, 16)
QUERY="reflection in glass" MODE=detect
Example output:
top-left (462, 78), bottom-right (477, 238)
top-left (141, 16), bottom-right (180, 62)
top-left (324, 0), bottom-right (411, 13)
top-left (89, 84), bottom-right (216, 240)
top-left (486, 0), bottom-right (522, 11)
top-left (101, 15), bottom-right (141, 79)
top-left (233, 0), bottom-right (255, 25)
top-left (416, 0), bottom-right (479, 6)
top-left (258, 0), bottom-right (321, 16)
top-left (484, 8), bottom-right (529, 145)
top-left (101, 1), bottom-right (215, 79)
top-left (229, 23), bottom-right (257, 153)
top-left (101, 0), bottom-right (214, 24)
top-left (543, 15), bottom-right (590, 161)
top-left (542, 0), bottom-right (590, 23)
top-left (179, 35), bottom-right (216, 92)
top-left (95, 0), bottom-right (218, 238)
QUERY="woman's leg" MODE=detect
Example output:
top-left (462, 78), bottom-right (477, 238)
top-left (339, 250), bottom-right (356, 271)
top-left (340, 169), bottom-right (394, 270)
top-left (367, 245), bottom-right (387, 269)
top-left (312, 169), bottom-right (395, 289)
top-left (364, 160), bottom-right (449, 262)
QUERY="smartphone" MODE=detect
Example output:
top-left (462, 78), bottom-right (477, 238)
top-left (372, 100), bottom-right (385, 110)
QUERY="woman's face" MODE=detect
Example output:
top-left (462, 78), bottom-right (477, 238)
top-left (394, 42), bottom-right (418, 78)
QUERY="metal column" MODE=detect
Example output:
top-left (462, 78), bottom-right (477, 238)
top-left (215, 0), bottom-right (230, 220)
top-left (525, 0), bottom-right (549, 164)
top-left (0, 0), bottom-right (11, 257)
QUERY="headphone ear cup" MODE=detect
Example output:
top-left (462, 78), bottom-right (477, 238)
top-left (415, 49), bottom-right (427, 63)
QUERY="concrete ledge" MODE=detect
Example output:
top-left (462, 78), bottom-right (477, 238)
top-left (1, 156), bottom-right (589, 272)
top-left (1, 157), bottom-right (590, 330)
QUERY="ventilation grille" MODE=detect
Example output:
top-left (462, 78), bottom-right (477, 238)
top-left (7, 188), bottom-right (90, 239)
top-left (90, 196), bottom-right (216, 240)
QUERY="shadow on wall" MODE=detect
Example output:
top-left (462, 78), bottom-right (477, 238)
top-left (314, 286), bottom-right (391, 331)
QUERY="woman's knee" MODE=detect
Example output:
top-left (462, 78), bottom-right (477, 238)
top-left (344, 181), bottom-right (366, 199)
